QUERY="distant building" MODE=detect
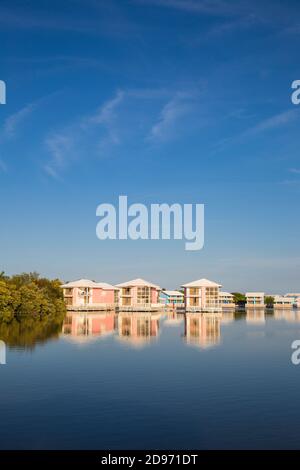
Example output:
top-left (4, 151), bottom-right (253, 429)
top-left (181, 278), bottom-right (222, 312)
top-left (219, 291), bottom-right (235, 308)
top-left (273, 296), bottom-right (293, 309)
top-left (159, 290), bottom-right (184, 306)
top-left (115, 278), bottom-right (161, 311)
top-left (284, 293), bottom-right (300, 308)
top-left (61, 279), bottom-right (118, 310)
top-left (245, 292), bottom-right (265, 308)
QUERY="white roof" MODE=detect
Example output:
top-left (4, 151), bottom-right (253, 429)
top-left (161, 290), bottom-right (184, 297)
top-left (116, 278), bottom-right (161, 289)
top-left (181, 278), bottom-right (222, 288)
top-left (245, 292), bottom-right (265, 296)
top-left (61, 279), bottom-right (117, 290)
top-left (95, 282), bottom-right (119, 290)
top-left (285, 293), bottom-right (300, 297)
top-left (219, 291), bottom-right (234, 297)
top-left (274, 296), bottom-right (293, 302)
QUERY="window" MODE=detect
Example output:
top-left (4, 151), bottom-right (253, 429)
top-left (189, 288), bottom-right (199, 296)
top-left (206, 287), bottom-right (219, 307)
top-left (64, 288), bottom-right (73, 296)
top-left (137, 287), bottom-right (151, 305)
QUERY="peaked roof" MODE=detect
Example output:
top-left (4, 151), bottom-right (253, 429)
top-left (245, 292), bottom-right (264, 296)
top-left (116, 278), bottom-right (161, 289)
top-left (161, 290), bottom-right (184, 296)
top-left (181, 278), bottom-right (222, 288)
top-left (61, 279), bottom-right (117, 290)
top-left (274, 295), bottom-right (293, 301)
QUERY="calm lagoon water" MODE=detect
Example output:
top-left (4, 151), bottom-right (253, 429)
top-left (1, 309), bottom-right (300, 450)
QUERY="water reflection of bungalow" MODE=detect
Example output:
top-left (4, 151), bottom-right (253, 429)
top-left (115, 278), bottom-right (161, 311)
top-left (246, 308), bottom-right (265, 323)
top-left (164, 310), bottom-right (184, 326)
top-left (182, 278), bottom-right (222, 313)
top-left (159, 290), bottom-right (184, 307)
top-left (62, 311), bottom-right (115, 342)
top-left (219, 292), bottom-right (235, 309)
top-left (117, 312), bottom-right (160, 347)
top-left (221, 311), bottom-right (235, 324)
top-left (273, 309), bottom-right (298, 322)
top-left (185, 313), bottom-right (221, 348)
top-left (273, 296), bottom-right (293, 309)
top-left (61, 279), bottom-right (118, 310)
top-left (245, 292), bottom-right (265, 308)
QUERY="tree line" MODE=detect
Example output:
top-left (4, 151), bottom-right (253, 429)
top-left (0, 271), bottom-right (66, 323)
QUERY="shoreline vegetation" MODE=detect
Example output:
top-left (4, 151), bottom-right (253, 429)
top-left (0, 272), bottom-right (66, 348)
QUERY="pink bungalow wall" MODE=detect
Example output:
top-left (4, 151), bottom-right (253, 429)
top-left (151, 289), bottom-right (158, 303)
top-left (92, 288), bottom-right (115, 304)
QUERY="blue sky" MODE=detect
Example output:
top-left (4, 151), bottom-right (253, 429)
top-left (0, 0), bottom-right (300, 292)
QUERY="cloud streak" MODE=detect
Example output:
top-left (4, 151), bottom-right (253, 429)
top-left (44, 91), bottom-right (126, 178)
top-left (44, 87), bottom-right (198, 177)
top-left (214, 109), bottom-right (299, 152)
top-left (244, 109), bottom-right (298, 135)
top-left (3, 102), bottom-right (37, 138)
top-left (149, 92), bottom-right (195, 143)
top-left (136, 0), bottom-right (243, 16)
top-left (0, 3), bottom-right (137, 38)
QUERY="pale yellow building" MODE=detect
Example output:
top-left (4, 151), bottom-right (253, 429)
top-left (182, 278), bottom-right (222, 313)
top-left (245, 292), bottom-right (265, 308)
top-left (219, 291), bottom-right (235, 309)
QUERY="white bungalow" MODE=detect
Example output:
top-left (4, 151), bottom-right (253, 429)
top-left (284, 293), bottom-right (300, 308)
top-left (273, 296), bottom-right (293, 309)
top-left (245, 292), bottom-right (265, 308)
top-left (219, 291), bottom-right (235, 309)
top-left (159, 290), bottom-right (184, 306)
top-left (181, 278), bottom-right (222, 313)
top-left (115, 278), bottom-right (161, 311)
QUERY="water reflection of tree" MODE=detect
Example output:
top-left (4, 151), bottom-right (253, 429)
top-left (0, 314), bottom-right (64, 350)
top-left (0, 271), bottom-right (66, 349)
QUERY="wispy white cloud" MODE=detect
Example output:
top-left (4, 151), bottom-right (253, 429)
top-left (0, 159), bottom-right (7, 172)
top-left (206, 14), bottom-right (259, 37)
top-left (2, 92), bottom-right (59, 139)
top-left (280, 179), bottom-right (300, 187)
top-left (148, 92), bottom-right (194, 142)
top-left (44, 87), bottom-right (200, 177)
top-left (214, 109), bottom-right (299, 152)
top-left (3, 102), bottom-right (37, 138)
top-left (85, 89), bottom-right (125, 147)
top-left (137, 0), bottom-right (300, 35)
top-left (244, 109), bottom-right (298, 135)
top-left (281, 168), bottom-right (300, 187)
top-left (288, 168), bottom-right (300, 175)
top-left (45, 134), bottom-right (74, 178)
top-left (0, 3), bottom-right (137, 38)
top-left (136, 0), bottom-right (242, 16)
top-left (44, 91), bottom-right (125, 178)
